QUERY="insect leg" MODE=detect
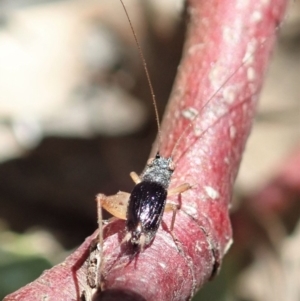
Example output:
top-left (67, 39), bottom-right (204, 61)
top-left (96, 191), bottom-right (129, 220)
top-left (167, 183), bottom-right (192, 196)
top-left (129, 171), bottom-right (141, 184)
top-left (93, 192), bottom-right (130, 291)
top-left (164, 182), bottom-right (197, 296)
top-left (161, 216), bottom-right (197, 299)
top-left (165, 183), bottom-right (192, 230)
top-left (164, 202), bottom-right (180, 232)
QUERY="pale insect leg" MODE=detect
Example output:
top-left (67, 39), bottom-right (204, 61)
top-left (95, 194), bottom-right (104, 290)
top-left (166, 183), bottom-right (218, 278)
top-left (165, 183), bottom-right (192, 231)
top-left (167, 183), bottom-right (192, 196)
top-left (161, 217), bottom-right (197, 299)
top-left (130, 171), bottom-right (141, 184)
top-left (97, 169), bottom-right (140, 219)
top-left (97, 192), bottom-right (130, 220)
top-left (95, 169), bottom-right (141, 255)
top-left (94, 192), bottom-right (130, 289)
top-left (164, 184), bottom-right (196, 298)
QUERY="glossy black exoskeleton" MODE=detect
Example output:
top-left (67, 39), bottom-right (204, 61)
top-left (126, 182), bottom-right (167, 246)
top-left (125, 153), bottom-right (174, 248)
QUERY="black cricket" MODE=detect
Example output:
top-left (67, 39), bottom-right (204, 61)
top-left (125, 152), bottom-right (174, 249)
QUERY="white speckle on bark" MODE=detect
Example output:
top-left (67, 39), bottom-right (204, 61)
top-left (229, 125), bottom-right (237, 139)
top-left (251, 10), bottom-right (263, 23)
top-left (195, 241), bottom-right (202, 252)
top-left (194, 157), bottom-right (202, 166)
top-left (182, 107), bottom-right (198, 120)
top-left (204, 186), bottom-right (220, 200)
top-left (188, 43), bottom-right (205, 55)
top-left (247, 67), bottom-right (256, 81)
top-left (223, 26), bottom-right (238, 44)
top-left (243, 39), bottom-right (258, 65)
top-left (194, 125), bottom-right (203, 137)
top-left (209, 63), bottom-right (227, 89)
top-left (158, 261), bottom-right (167, 269)
top-left (224, 157), bottom-right (230, 165)
top-left (222, 86), bottom-right (236, 104)
top-left (182, 203), bottom-right (198, 217)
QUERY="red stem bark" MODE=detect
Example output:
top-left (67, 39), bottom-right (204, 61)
top-left (4, 0), bottom-right (288, 300)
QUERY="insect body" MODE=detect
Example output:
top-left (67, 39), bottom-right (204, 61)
top-left (94, 0), bottom-right (191, 253)
top-left (125, 153), bottom-right (173, 247)
top-left (97, 153), bottom-right (190, 250)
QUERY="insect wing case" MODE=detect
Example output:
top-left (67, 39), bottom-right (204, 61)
top-left (126, 181), bottom-right (168, 245)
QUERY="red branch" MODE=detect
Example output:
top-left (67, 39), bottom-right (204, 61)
top-left (4, 0), bottom-right (288, 300)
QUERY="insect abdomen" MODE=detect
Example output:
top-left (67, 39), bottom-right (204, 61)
top-left (126, 181), bottom-right (167, 247)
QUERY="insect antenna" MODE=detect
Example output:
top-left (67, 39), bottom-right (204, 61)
top-left (96, 196), bottom-right (104, 290)
top-left (170, 29), bottom-right (281, 164)
top-left (95, 1), bottom-right (163, 289)
top-left (119, 0), bottom-right (162, 150)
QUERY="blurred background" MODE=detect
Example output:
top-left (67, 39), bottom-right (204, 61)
top-left (0, 0), bottom-right (299, 300)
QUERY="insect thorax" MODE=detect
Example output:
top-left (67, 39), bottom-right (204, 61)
top-left (141, 153), bottom-right (174, 189)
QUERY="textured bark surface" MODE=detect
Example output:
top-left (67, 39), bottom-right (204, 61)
top-left (4, 0), bottom-right (288, 300)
